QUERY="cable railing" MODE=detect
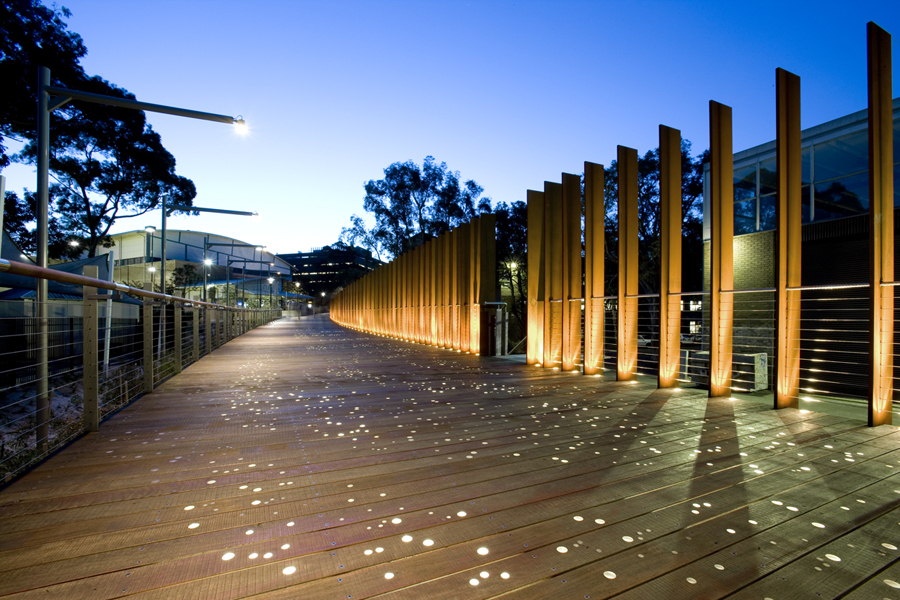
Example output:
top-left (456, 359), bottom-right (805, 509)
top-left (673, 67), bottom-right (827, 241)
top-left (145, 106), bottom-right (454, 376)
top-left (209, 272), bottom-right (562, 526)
top-left (0, 258), bottom-right (282, 484)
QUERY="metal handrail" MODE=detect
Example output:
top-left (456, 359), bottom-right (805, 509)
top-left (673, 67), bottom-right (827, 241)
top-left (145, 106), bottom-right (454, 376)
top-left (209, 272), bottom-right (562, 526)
top-left (0, 258), bottom-right (257, 311)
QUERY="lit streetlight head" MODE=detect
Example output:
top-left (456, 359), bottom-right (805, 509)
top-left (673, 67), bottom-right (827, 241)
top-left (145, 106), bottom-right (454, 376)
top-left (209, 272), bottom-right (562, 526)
top-left (321, 292), bottom-right (325, 297)
top-left (234, 116), bottom-right (248, 135)
top-left (267, 277), bottom-right (274, 284)
top-left (68, 240), bottom-right (79, 247)
top-left (145, 225), bottom-right (156, 233)
top-left (204, 258), bottom-right (213, 265)
top-left (148, 266), bottom-right (156, 273)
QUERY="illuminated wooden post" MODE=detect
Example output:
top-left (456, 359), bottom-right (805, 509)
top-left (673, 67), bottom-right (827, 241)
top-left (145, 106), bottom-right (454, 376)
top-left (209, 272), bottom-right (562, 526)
top-left (561, 173), bottom-right (583, 371)
top-left (543, 181), bottom-right (563, 368)
top-left (429, 237), bottom-right (436, 345)
top-left (583, 163), bottom-right (604, 375)
top-left (443, 231), bottom-right (452, 348)
top-left (479, 213), bottom-right (497, 355)
top-left (658, 126), bottom-right (682, 387)
top-left (868, 22), bottom-right (894, 426)
top-left (617, 146), bottom-right (639, 381)
top-left (450, 228), bottom-right (460, 349)
top-left (459, 222), bottom-right (471, 352)
top-left (527, 189), bottom-right (545, 365)
top-left (709, 101), bottom-right (734, 397)
top-left (775, 68), bottom-right (802, 410)
top-left (469, 217), bottom-right (481, 354)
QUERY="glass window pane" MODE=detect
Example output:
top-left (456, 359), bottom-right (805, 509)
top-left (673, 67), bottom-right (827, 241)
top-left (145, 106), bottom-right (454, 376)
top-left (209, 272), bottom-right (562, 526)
top-left (814, 172), bottom-right (868, 221)
top-left (814, 130), bottom-right (867, 182)
top-left (759, 158), bottom-right (776, 195)
top-left (759, 194), bottom-right (776, 231)
top-left (801, 146), bottom-right (810, 185)
top-left (895, 163), bottom-right (900, 207)
top-left (734, 164), bottom-right (757, 202)
top-left (735, 198), bottom-right (756, 234)
top-left (894, 117), bottom-right (899, 165)
top-left (802, 184), bottom-right (811, 223)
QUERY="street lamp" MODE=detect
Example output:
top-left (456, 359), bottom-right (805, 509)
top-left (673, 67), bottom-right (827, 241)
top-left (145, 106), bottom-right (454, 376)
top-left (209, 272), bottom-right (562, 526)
top-left (203, 258), bottom-right (213, 302)
top-left (144, 225), bottom-right (156, 285)
top-left (34, 66), bottom-right (245, 447)
top-left (148, 265), bottom-right (156, 290)
top-left (268, 276), bottom-right (274, 309)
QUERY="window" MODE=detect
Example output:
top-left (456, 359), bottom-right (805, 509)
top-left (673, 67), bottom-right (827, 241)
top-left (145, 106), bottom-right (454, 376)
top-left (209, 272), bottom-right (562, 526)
top-left (689, 321), bottom-right (701, 334)
top-left (689, 300), bottom-right (702, 311)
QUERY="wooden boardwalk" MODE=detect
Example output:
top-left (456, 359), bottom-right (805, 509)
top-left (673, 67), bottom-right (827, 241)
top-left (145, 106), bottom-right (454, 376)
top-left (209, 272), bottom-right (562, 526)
top-left (1, 317), bottom-right (899, 599)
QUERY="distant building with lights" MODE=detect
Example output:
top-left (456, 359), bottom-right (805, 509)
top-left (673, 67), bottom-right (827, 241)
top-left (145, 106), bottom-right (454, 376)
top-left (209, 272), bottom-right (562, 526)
top-left (97, 229), bottom-right (310, 309)
top-left (278, 245), bottom-right (381, 298)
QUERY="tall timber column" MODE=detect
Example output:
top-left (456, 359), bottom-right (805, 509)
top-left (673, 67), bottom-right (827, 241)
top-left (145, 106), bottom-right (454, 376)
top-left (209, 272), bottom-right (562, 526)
top-left (458, 223), bottom-right (470, 351)
top-left (469, 217), bottom-right (481, 354)
top-left (775, 68), bottom-right (802, 410)
top-left (709, 100), bottom-right (734, 398)
top-left (450, 227), bottom-right (460, 350)
top-left (442, 232), bottom-right (451, 347)
top-left (867, 21), bottom-right (894, 426)
top-left (527, 189), bottom-right (545, 365)
top-left (584, 162), bottom-right (605, 375)
top-left (543, 181), bottom-right (563, 368)
top-left (658, 126), bottom-right (682, 387)
top-left (429, 237), bottom-right (437, 345)
top-left (561, 173), bottom-right (583, 371)
top-left (478, 213), bottom-right (497, 355)
top-left (617, 146), bottom-right (639, 381)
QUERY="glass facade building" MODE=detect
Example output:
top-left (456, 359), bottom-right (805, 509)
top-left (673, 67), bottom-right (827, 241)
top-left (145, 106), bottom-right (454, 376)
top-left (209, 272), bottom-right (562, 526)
top-left (703, 98), bottom-right (900, 239)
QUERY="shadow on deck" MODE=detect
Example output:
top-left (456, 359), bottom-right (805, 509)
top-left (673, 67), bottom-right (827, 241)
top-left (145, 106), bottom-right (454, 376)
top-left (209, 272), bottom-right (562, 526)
top-left (1, 317), bottom-right (899, 599)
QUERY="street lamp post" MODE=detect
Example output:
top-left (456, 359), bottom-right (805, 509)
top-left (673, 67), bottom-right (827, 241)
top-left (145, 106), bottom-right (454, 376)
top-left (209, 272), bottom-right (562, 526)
top-left (203, 258), bottom-right (212, 302)
top-left (34, 66), bottom-right (245, 450)
top-left (148, 266), bottom-right (156, 290)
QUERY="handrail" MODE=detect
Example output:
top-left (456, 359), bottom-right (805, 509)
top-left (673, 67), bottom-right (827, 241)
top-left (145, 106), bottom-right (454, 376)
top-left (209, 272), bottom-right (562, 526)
top-left (0, 258), bottom-right (257, 310)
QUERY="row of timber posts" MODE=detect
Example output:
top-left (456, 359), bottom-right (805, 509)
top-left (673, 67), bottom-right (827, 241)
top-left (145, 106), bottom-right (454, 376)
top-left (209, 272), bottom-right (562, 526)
top-left (527, 22), bottom-right (894, 426)
top-left (331, 215), bottom-right (499, 354)
top-left (79, 266), bottom-right (281, 435)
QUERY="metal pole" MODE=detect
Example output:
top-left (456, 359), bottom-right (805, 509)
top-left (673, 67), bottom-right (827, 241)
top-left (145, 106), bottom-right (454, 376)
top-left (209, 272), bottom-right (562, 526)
top-left (158, 199), bottom-right (167, 360)
top-left (103, 250), bottom-right (114, 372)
top-left (36, 66), bottom-right (50, 452)
top-left (0, 175), bottom-right (6, 239)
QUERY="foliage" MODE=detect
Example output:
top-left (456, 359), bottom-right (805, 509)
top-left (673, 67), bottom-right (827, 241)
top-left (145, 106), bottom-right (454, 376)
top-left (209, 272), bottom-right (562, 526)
top-left (16, 76), bottom-right (197, 257)
top-left (602, 140), bottom-right (707, 293)
top-left (493, 201), bottom-right (527, 345)
top-left (2, 1), bottom-right (195, 260)
top-left (0, 0), bottom-right (87, 170)
top-left (342, 156), bottom-right (490, 259)
top-left (172, 263), bottom-right (201, 297)
top-left (2, 189), bottom-right (82, 259)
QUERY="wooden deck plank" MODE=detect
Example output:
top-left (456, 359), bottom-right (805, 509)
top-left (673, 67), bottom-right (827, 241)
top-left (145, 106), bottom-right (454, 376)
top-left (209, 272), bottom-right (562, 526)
top-left (0, 317), bottom-right (897, 599)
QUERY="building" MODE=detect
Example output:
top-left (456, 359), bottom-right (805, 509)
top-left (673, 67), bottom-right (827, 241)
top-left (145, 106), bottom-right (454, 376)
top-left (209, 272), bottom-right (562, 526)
top-left (701, 97), bottom-right (900, 398)
top-left (97, 229), bottom-right (310, 309)
top-left (278, 245), bottom-right (381, 298)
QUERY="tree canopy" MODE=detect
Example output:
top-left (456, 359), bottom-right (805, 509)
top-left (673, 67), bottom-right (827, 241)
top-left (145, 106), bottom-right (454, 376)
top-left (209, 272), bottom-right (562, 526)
top-left (602, 140), bottom-right (707, 293)
top-left (2, 0), bottom-right (195, 259)
top-left (342, 156), bottom-right (490, 260)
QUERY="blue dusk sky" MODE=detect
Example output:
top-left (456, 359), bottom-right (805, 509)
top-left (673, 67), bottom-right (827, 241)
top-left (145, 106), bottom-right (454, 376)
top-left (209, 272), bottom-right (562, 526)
top-left (3, 0), bottom-right (899, 256)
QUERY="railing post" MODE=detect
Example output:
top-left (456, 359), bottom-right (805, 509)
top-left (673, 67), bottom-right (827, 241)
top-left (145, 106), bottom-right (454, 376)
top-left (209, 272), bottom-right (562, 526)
top-left (142, 282), bottom-right (154, 393)
top-left (174, 294), bottom-right (183, 374)
top-left (775, 68), bottom-right (802, 409)
top-left (82, 265), bottom-right (99, 432)
top-left (192, 303), bottom-right (200, 362)
top-left (617, 146), bottom-right (639, 381)
top-left (867, 22), bottom-right (893, 426)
